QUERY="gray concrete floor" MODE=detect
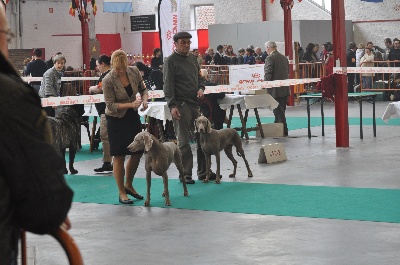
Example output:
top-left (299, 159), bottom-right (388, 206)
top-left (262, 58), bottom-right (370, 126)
top-left (24, 100), bottom-right (400, 265)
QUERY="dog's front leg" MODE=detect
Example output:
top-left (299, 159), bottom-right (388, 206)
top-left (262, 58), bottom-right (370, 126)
top-left (203, 154), bottom-right (212, 183)
top-left (174, 152), bottom-right (188, 196)
top-left (144, 170), bottom-right (152, 206)
top-left (61, 148), bottom-right (68, 174)
top-left (68, 143), bottom-right (78, 175)
top-left (215, 153), bottom-right (221, 184)
top-left (161, 173), bottom-right (171, 206)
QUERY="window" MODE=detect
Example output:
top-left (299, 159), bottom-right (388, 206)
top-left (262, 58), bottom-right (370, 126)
top-left (194, 5), bottom-right (215, 29)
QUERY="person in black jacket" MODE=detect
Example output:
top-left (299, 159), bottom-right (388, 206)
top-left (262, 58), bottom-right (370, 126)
top-left (213, 45), bottom-right (228, 65)
top-left (346, 42), bottom-right (357, 93)
top-left (0, 4), bottom-right (73, 264)
top-left (24, 48), bottom-right (47, 93)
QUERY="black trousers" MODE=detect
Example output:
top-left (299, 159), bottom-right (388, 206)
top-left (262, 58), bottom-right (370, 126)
top-left (273, 96), bottom-right (288, 136)
top-left (348, 73), bottom-right (355, 93)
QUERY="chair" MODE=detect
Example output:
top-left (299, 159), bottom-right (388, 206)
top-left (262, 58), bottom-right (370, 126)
top-left (21, 228), bottom-right (84, 265)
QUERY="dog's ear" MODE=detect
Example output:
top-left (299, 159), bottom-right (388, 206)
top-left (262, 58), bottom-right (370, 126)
top-left (143, 133), bottom-right (154, 152)
top-left (206, 119), bottom-right (212, 133)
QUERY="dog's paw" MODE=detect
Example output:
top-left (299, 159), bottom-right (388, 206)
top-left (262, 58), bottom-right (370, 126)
top-left (229, 174), bottom-right (236, 178)
top-left (214, 180), bottom-right (221, 184)
top-left (202, 179), bottom-right (209, 183)
top-left (70, 168), bottom-right (78, 175)
top-left (165, 200), bottom-right (171, 206)
top-left (183, 191), bottom-right (188, 196)
top-left (248, 174), bottom-right (253, 178)
top-left (144, 201), bottom-right (150, 207)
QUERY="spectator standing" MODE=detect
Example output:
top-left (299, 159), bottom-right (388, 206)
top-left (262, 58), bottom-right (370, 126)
top-left (24, 48), bottom-right (48, 93)
top-left (360, 47), bottom-right (375, 89)
top-left (22, 57), bottom-right (30, 75)
top-left (46, 51), bottom-right (62, 69)
top-left (89, 54), bottom-right (113, 173)
top-left (255, 47), bottom-right (267, 63)
top-left (355, 43), bottom-right (365, 85)
top-left (204, 47), bottom-right (214, 65)
top-left (213, 45), bottom-right (228, 65)
top-left (243, 48), bottom-right (256, 65)
top-left (192, 48), bottom-right (203, 67)
top-left (346, 42), bottom-right (357, 93)
top-left (264, 41), bottom-right (290, 136)
top-left (163, 31), bottom-right (209, 184)
top-left (375, 38), bottom-right (393, 60)
top-left (103, 50), bottom-right (148, 204)
top-left (225, 45), bottom-right (237, 65)
top-left (313, 44), bottom-right (320, 60)
top-left (38, 54), bottom-right (66, 117)
top-left (151, 48), bottom-right (163, 70)
top-left (237, 48), bottom-right (245, 64)
top-left (0, 4), bottom-right (73, 264)
top-left (366, 42), bottom-right (376, 54)
top-left (387, 38), bottom-right (400, 79)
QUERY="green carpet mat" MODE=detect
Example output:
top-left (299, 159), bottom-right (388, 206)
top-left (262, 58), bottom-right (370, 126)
top-left (72, 116), bottom-right (400, 162)
top-left (230, 116), bottom-right (400, 131)
top-left (67, 144), bottom-right (103, 162)
top-left (66, 175), bottom-right (400, 223)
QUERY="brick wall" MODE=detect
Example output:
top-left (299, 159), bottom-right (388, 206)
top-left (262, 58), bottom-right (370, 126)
top-left (8, 49), bottom-right (32, 75)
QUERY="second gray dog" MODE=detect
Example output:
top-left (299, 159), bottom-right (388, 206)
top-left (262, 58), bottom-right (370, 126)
top-left (195, 116), bottom-right (253, 184)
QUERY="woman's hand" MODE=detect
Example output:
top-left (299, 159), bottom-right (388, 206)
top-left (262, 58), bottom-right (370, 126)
top-left (61, 216), bottom-right (71, 230)
top-left (140, 101), bottom-right (148, 112)
top-left (131, 99), bottom-right (142, 109)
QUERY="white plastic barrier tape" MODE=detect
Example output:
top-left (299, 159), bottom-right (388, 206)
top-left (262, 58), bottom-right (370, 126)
top-left (35, 77), bottom-right (320, 107)
top-left (22, 76), bottom-right (100, 83)
top-left (204, 78), bottom-right (320, 94)
top-left (40, 92), bottom-right (164, 107)
top-left (333, 67), bottom-right (400, 74)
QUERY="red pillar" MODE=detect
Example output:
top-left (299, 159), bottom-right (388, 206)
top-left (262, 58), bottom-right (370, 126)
top-left (80, 14), bottom-right (90, 72)
top-left (283, 1), bottom-right (294, 106)
top-left (331, 0), bottom-right (349, 147)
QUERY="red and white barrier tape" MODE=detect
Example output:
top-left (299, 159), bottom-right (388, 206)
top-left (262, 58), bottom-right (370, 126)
top-left (38, 78), bottom-right (320, 107)
top-left (333, 67), bottom-right (400, 74)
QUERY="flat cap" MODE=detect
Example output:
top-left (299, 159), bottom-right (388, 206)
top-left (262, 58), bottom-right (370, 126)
top-left (173, 31), bottom-right (192, 42)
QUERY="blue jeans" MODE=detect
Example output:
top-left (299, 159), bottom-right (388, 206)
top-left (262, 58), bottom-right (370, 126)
top-left (362, 76), bottom-right (372, 89)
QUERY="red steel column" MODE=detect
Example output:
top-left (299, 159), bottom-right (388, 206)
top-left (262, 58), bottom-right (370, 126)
top-left (80, 14), bottom-right (90, 72)
top-left (283, 1), bottom-right (294, 106)
top-left (332, 0), bottom-right (349, 147)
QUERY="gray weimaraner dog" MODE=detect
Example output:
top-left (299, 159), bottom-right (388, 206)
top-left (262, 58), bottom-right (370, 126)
top-left (128, 131), bottom-right (188, 206)
top-left (195, 116), bottom-right (253, 184)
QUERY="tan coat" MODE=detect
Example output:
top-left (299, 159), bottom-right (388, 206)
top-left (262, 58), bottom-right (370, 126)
top-left (102, 66), bottom-right (148, 118)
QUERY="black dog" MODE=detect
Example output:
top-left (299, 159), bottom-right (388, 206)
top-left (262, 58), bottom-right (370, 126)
top-left (47, 104), bottom-right (85, 174)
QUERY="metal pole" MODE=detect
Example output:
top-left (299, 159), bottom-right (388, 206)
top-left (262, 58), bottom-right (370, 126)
top-left (332, 0), bottom-right (349, 147)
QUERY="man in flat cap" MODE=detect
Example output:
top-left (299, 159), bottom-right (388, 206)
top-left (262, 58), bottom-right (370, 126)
top-left (163, 31), bottom-right (211, 184)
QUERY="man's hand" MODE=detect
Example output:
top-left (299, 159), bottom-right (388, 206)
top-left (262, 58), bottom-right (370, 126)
top-left (170, 107), bottom-right (181, 120)
top-left (197, 89), bottom-right (204, 99)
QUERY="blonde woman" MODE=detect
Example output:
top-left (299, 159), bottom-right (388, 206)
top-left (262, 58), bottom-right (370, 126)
top-left (103, 50), bottom-right (148, 204)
